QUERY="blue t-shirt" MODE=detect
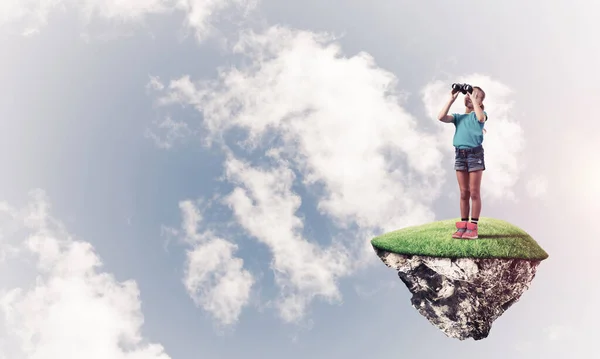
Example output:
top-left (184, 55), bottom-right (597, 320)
top-left (452, 111), bottom-right (488, 149)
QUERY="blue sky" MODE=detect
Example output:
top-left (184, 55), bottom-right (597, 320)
top-left (1, 1), bottom-right (599, 358)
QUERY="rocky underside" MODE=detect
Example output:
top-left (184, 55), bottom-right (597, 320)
top-left (375, 248), bottom-right (541, 340)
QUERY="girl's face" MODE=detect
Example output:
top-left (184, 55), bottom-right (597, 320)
top-left (465, 89), bottom-right (483, 108)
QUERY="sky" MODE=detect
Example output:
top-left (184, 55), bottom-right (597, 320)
top-left (0, 0), bottom-right (599, 358)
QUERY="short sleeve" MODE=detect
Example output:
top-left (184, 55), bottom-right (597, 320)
top-left (452, 113), bottom-right (458, 124)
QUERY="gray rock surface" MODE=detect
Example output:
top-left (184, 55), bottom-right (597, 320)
top-left (375, 248), bottom-right (541, 340)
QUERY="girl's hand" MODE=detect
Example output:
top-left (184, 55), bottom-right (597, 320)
top-left (450, 89), bottom-right (459, 101)
top-left (466, 92), bottom-right (480, 106)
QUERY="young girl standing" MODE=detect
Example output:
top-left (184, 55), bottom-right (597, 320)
top-left (437, 85), bottom-right (487, 239)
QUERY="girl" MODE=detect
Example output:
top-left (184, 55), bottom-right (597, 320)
top-left (437, 85), bottom-right (487, 239)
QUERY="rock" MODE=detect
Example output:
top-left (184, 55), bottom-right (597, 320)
top-left (374, 247), bottom-right (541, 340)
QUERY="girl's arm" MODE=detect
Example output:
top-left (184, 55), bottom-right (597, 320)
top-left (437, 92), bottom-right (458, 122)
top-left (472, 103), bottom-right (486, 123)
top-left (468, 93), bottom-right (486, 123)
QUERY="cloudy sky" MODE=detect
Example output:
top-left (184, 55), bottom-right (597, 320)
top-left (1, 0), bottom-right (598, 358)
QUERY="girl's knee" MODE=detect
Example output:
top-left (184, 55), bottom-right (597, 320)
top-left (460, 189), bottom-right (470, 200)
top-left (470, 191), bottom-right (480, 200)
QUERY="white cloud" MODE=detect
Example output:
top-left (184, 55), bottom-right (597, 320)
top-left (166, 200), bottom-right (254, 327)
top-left (152, 26), bottom-right (457, 322)
top-left (158, 26), bottom-right (446, 231)
top-left (421, 75), bottom-right (525, 202)
top-left (525, 175), bottom-right (548, 198)
top-left (0, 0), bottom-right (171, 36)
top-left (0, 189), bottom-right (171, 359)
top-left (147, 75), bottom-right (166, 91)
top-left (222, 156), bottom-right (351, 322)
top-left (0, 0), bottom-right (256, 40)
top-left (176, 0), bottom-right (258, 41)
top-left (144, 116), bottom-right (192, 149)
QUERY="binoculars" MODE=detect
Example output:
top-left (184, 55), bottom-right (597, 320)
top-left (452, 83), bottom-right (473, 94)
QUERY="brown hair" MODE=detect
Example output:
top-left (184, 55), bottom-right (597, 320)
top-left (473, 86), bottom-right (485, 110)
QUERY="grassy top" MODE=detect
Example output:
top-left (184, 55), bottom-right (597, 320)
top-left (371, 217), bottom-right (549, 260)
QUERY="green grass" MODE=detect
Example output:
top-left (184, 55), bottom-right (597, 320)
top-left (371, 217), bottom-right (549, 260)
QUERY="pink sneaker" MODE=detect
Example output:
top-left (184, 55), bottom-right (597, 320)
top-left (452, 221), bottom-right (467, 238)
top-left (461, 222), bottom-right (478, 239)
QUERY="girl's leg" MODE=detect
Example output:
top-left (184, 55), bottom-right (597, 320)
top-left (469, 170), bottom-right (483, 219)
top-left (452, 169), bottom-right (471, 238)
top-left (461, 150), bottom-right (484, 239)
top-left (456, 170), bottom-right (470, 219)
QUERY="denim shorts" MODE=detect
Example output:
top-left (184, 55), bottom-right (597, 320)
top-left (454, 145), bottom-right (485, 172)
